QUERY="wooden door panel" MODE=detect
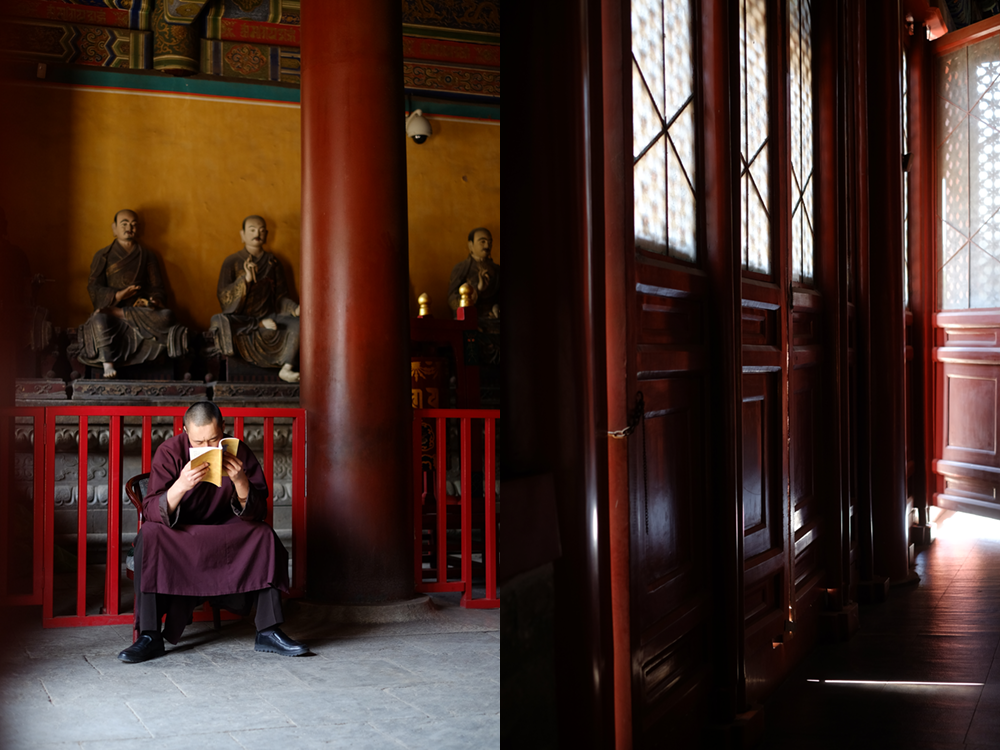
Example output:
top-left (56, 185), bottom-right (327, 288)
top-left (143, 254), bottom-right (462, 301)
top-left (933, 311), bottom-right (1000, 519)
top-left (742, 372), bottom-right (782, 560)
top-left (791, 364), bottom-right (823, 595)
top-left (630, 256), bottom-right (712, 736)
top-left (634, 377), bottom-right (706, 620)
top-left (942, 368), bottom-right (998, 460)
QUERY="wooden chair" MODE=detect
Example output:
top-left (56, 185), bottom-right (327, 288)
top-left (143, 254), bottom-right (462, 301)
top-left (124, 473), bottom-right (222, 639)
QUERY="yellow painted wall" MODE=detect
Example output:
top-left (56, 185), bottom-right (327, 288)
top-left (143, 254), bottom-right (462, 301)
top-left (405, 116), bottom-right (501, 319)
top-left (0, 82), bottom-right (499, 331)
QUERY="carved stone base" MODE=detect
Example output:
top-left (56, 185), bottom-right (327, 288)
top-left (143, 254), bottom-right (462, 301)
top-left (15, 378), bottom-right (68, 404)
top-left (71, 379), bottom-right (208, 404)
top-left (212, 381), bottom-right (299, 404)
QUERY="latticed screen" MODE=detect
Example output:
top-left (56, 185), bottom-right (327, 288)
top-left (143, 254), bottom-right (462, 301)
top-left (790, 0), bottom-right (814, 284)
top-left (937, 36), bottom-right (1000, 310)
top-left (740, 0), bottom-right (770, 274)
top-left (632, 0), bottom-right (696, 261)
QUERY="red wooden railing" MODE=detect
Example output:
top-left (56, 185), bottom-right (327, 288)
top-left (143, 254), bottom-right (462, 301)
top-left (0, 408), bottom-right (45, 606)
top-left (0, 406), bottom-right (306, 628)
top-left (412, 408), bottom-right (499, 608)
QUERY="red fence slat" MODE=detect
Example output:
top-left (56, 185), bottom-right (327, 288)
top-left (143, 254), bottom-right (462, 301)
top-left (141, 415), bottom-right (152, 473)
top-left (104, 416), bottom-right (121, 616)
top-left (263, 416), bottom-right (274, 526)
top-left (77, 416), bottom-right (88, 618)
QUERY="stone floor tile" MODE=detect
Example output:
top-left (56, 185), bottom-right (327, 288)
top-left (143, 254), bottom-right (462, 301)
top-left (80, 733), bottom-right (243, 750)
top-left (40, 666), bottom-right (184, 704)
top-left (261, 686), bottom-right (428, 726)
top-left (403, 632), bottom-right (503, 656)
top-left (126, 695), bottom-right (293, 737)
top-left (2, 697), bottom-right (151, 746)
top-left (276, 656), bottom-right (424, 690)
top-left (370, 714), bottom-right (500, 750)
top-left (1, 741), bottom-right (82, 750)
top-left (161, 660), bottom-right (310, 698)
top-left (387, 679), bottom-right (500, 718)
top-left (383, 648), bottom-right (499, 685)
top-left (231, 723), bottom-right (406, 749)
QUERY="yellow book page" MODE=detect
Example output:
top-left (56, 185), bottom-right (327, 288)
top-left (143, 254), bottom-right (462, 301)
top-left (189, 439), bottom-right (241, 488)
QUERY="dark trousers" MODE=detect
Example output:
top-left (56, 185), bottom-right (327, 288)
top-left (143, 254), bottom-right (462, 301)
top-left (133, 531), bottom-right (283, 635)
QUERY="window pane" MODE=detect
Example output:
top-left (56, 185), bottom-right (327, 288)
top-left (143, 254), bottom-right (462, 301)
top-left (635, 137), bottom-right (668, 252)
top-left (632, 0), bottom-right (696, 261)
top-left (633, 60), bottom-right (663, 157)
top-left (741, 0), bottom-right (770, 274)
top-left (789, 0), bottom-right (813, 284)
top-left (632, 0), bottom-right (665, 118)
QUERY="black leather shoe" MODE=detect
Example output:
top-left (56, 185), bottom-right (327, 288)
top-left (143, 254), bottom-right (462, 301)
top-left (255, 627), bottom-right (309, 656)
top-left (118, 632), bottom-right (165, 663)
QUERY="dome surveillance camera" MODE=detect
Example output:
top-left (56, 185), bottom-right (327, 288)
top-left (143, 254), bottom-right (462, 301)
top-left (405, 109), bottom-right (432, 144)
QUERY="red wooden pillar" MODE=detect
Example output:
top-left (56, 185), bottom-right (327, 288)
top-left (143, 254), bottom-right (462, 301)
top-left (300, 0), bottom-right (413, 602)
top-left (866, 0), bottom-right (911, 585)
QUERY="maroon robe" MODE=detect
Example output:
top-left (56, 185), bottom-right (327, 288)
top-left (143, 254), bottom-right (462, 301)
top-left (138, 432), bottom-right (289, 642)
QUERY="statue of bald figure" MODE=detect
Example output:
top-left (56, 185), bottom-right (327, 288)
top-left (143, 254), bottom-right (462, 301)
top-left (209, 215), bottom-right (301, 383)
top-left (71, 209), bottom-right (188, 377)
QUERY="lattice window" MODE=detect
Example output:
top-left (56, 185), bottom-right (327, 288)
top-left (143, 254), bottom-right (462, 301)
top-left (632, 0), bottom-right (696, 261)
top-left (937, 35), bottom-right (1000, 310)
top-left (790, 0), bottom-right (814, 284)
top-left (740, 0), bottom-right (770, 274)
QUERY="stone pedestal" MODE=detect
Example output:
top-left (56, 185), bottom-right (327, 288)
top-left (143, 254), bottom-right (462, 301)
top-left (71, 379), bottom-right (207, 404)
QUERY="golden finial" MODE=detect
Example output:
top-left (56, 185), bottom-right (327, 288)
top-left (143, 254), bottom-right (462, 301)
top-left (417, 293), bottom-right (431, 317)
top-left (459, 283), bottom-right (472, 308)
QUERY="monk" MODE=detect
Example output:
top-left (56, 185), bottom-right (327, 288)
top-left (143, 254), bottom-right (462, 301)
top-left (71, 209), bottom-right (187, 378)
top-left (209, 215), bottom-right (300, 383)
top-left (117, 401), bottom-right (308, 662)
top-left (447, 226), bottom-right (500, 319)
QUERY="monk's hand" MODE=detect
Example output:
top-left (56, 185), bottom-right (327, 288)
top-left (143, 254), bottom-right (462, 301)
top-left (260, 318), bottom-right (277, 330)
top-left (243, 259), bottom-right (257, 284)
top-left (114, 285), bottom-right (141, 303)
top-left (176, 460), bottom-right (211, 494)
top-left (222, 453), bottom-right (250, 502)
top-left (293, 304), bottom-right (300, 317)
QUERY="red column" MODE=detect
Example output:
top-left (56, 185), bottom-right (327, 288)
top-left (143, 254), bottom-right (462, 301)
top-left (300, 0), bottom-right (413, 602)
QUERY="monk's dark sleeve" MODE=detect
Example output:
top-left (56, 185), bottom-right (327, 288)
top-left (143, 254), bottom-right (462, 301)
top-left (87, 248), bottom-right (116, 310)
top-left (144, 439), bottom-right (185, 527)
top-left (143, 249), bottom-right (167, 308)
top-left (218, 254), bottom-right (249, 315)
top-left (230, 442), bottom-right (269, 522)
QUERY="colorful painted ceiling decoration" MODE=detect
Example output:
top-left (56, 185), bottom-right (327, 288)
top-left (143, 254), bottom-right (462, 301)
top-left (0, 0), bottom-right (499, 100)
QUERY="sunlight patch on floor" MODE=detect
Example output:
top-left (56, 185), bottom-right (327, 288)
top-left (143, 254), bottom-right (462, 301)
top-left (930, 508), bottom-right (1000, 542)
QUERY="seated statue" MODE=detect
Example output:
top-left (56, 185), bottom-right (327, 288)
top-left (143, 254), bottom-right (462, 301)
top-left (70, 209), bottom-right (187, 378)
top-left (209, 215), bottom-right (300, 383)
top-left (447, 227), bottom-right (500, 319)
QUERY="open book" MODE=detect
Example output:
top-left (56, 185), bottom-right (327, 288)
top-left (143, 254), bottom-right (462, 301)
top-left (189, 438), bottom-right (240, 487)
